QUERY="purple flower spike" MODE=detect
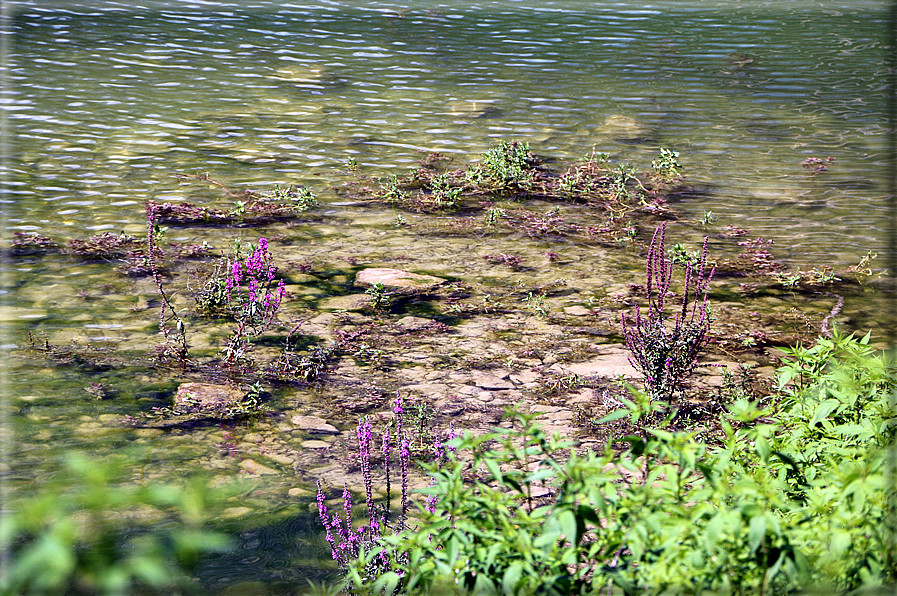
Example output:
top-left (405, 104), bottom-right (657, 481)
top-left (382, 428), bottom-right (392, 520)
top-left (357, 417), bottom-right (376, 522)
top-left (433, 436), bottom-right (444, 466)
top-left (447, 421), bottom-right (458, 455)
top-left (342, 483), bottom-right (353, 528)
top-left (425, 479), bottom-right (438, 514)
top-left (400, 437), bottom-right (410, 525)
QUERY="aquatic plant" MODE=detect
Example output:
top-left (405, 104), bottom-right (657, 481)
top-left (466, 140), bottom-right (534, 192)
top-left (146, 205), bottom-right (190, 361)
top-left (482, 252), bottom-right (524, 269)
top-left (699, 210), bottom-right (717, 227)
top-left (667, 241), bottom-right (702, 268)
top-left (378, 174), bottom-right (408, 204)
top-left (801, 156), bottom-right (834, 173)
top-left (364, 281), bottom-right (392, 312)
top-left (259, 184), bottom-right (319, 212)
top-left (10, 231), bottom-right (57, 256)
top-left (523, 290), bottom-right (550, 319)
top-left (483, 206), bottom-right (505, 226)
top-left (425, 173), bottom-right (462, 209)
top-left (651, 147), bottom-right (682, 181)
top-left (621, 222), bottom-right (714, 403)
top-left (609, 163), bottom-right (637, 201)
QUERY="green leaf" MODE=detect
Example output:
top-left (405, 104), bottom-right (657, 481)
top-left (748, 514), bottom-right (766, 553)
top-left (502, 561), bottom-right (524, 595)
top-left (557, 510), bottom-right (578, 545)
top-left (596, 408), bottom-right (629, 424)
top-left (810, 399), bottom-right (841, 427)
top-left (484, 458), bottom-right (504, 483)
top-left (755, 435), bottom-right (770, 464)
top-left (372, 572), bottom-right (400, 595)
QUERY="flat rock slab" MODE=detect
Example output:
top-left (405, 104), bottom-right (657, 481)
top-left (301, 440), bottom-right (332, 450)
top-left (175, 383), bottom-right (243, 409)
top-left (396, 315), bottom-right (436, 331)
top-left (471, 370), bottom-right (515, 390)
top-left (354, 268), bottom-right (445, 290)
top-left (553, 346), bottom-right (640, 379)
top-left (318, 294), bottom-right (371, 312)
top-left (291, 415), bottom-right (340, 435)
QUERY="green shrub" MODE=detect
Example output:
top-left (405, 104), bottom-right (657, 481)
top-left (336, 331), bottom-right (896, 595)
top-left (1, 454), bottom-right (231, 596)
top-left (466, 140), bottom-right (534, 192)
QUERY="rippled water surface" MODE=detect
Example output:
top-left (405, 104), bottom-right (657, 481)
top-left (7, 0), bottom-right (890, 259)
top-left (2, 0), bottom-right (891, 591)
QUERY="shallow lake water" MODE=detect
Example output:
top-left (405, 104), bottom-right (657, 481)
top-left (2, 0), bottom-right (892, 592)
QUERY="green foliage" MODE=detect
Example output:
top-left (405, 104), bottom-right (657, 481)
top-left (699, 210), bottom-right (717, 227)
top-left (378, 175), bottom-right (408, 204)
top-left (522, 291), bottom-right (549, 319)
top-left (364, 282), bottom-right (392, 312)
top-left (667, 242), bottom-right (702, 268)
top-left (337, 331), bottom-right (896, 595)
top-left (467, 140), bottom-right (533, 191)
top-left (609, 164), bottom-right (636, 200)
top-left (1, 454), bottom-right (231, 596)
top-left (484, 207), bottom-right (505, 227)
top-left (652, 148), bottom-right (681, 181)
top-left (426, 173), bottom-right (463, 209)
top-left (773, 267), bottom-right (840, 288)
top-left (261, 184), bottom-right (319, 212)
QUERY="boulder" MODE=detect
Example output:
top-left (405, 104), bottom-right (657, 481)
top-left (354, 268), bottom-right (445, 290)
top-left (291, 415), bottom-right (340, 435)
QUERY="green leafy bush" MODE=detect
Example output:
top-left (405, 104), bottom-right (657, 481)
top-left (466, 140), bottom-right (534, 192)
top-left (1, 454), bottom-right (231, 596)
top-left (336, 331), bottom-right (896, 595)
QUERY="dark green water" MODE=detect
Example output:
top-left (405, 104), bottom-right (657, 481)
top-left (1, 0), bottom-right (891, 591)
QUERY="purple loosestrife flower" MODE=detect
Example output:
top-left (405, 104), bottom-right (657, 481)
top-left (425, 479), bottom-right (438, 514)
top-left (356, 417), bottom-right (375, 522)
top-left (400, 437), bottom-right (410, 525)
top-left (342, 483), bottom-right (353, 531)
top-left (621, 222), bottom-right (714, 403)
top-left (382, 427), bottom-right (392, 516)
top-left (433, 436), bottom-right (444, 467)
top-left (316, 481), bottom-right (336, 558)
top-left (447, 421), bottom-right (458, 455)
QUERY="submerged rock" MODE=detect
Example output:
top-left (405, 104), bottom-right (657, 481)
top-left (175, 382), bottom-right (243, 410)
top-left (596, 114), bottom-right (655, 145)
top-left (354, 267), bottom-right (446, 290)
top-left (290, 415), bottom-right (340, 435)
top-left (446, 100), bottom-right (503, 120)
top-left (318, 294), bottom-right (372, 312)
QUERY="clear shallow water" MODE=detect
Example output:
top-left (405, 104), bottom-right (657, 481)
top-left (1, 0), bottom-right (892, 591)
top-left (5, 0), bottom-right (890, 262)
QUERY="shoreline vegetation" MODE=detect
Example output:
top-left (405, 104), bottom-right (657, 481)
top-left (4, 143), bottom-right (893, 595)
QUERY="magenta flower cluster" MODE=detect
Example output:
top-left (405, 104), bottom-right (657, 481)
top-left (225, 238), bottom-right (285, 335)
top-left (315, 393), bottom-right (458, 577)
top-left (621, 222), bottom-right (714, 402)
